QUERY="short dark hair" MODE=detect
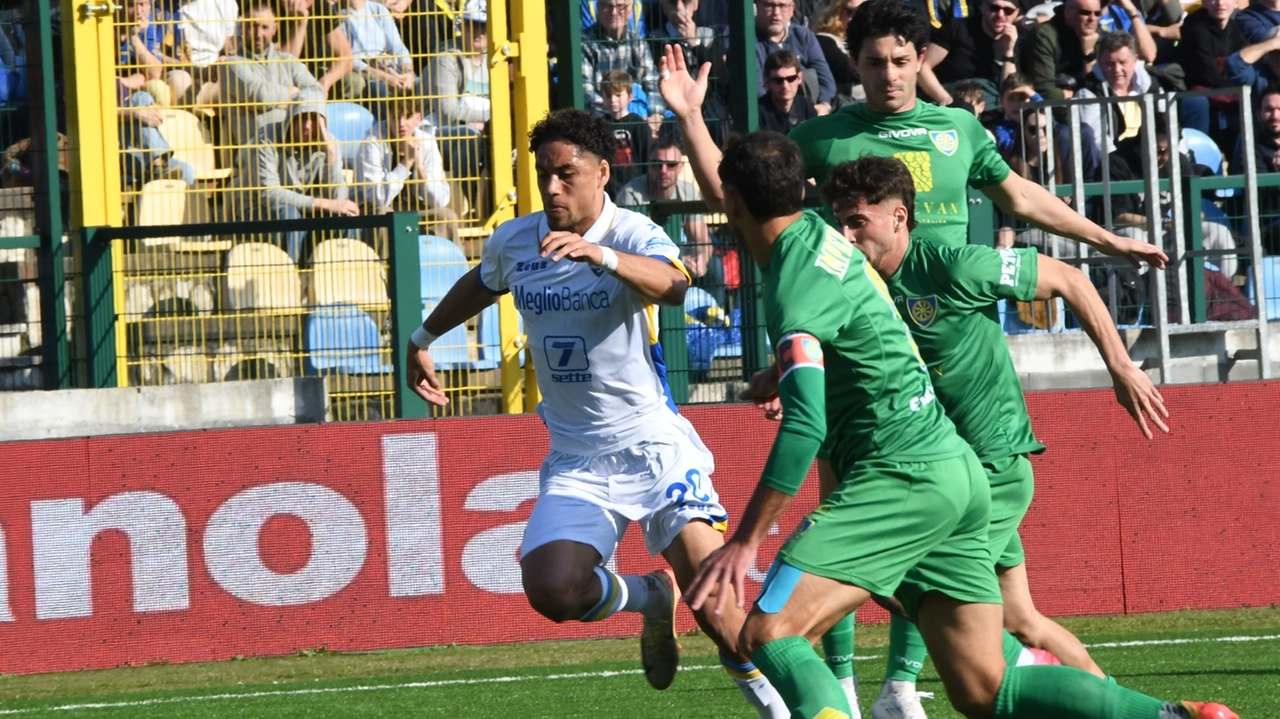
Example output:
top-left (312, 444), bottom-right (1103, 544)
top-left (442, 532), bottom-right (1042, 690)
top-left (1097, 31), bottom-right (1137, 58)
top-left (846, 0), bottom-right (929, 62)
top-left (952, 80), bottom-right (985, 106)
top-left (1262, 82), bottom-right (1280, 106)
top-left (822, 155), bottom-right (918, 230)
top-left (529, 109), bottom-right (617, 162)
top-left (764, 49), bottom-right (802, 77)
top-left (654, 123), bottom-right (683, 153)
top-left (1000, 71), bottom-right (1035, 97)
top-left (718, 132), bottom-right (806, 221)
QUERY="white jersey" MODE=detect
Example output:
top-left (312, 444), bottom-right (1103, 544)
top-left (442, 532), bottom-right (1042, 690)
top-left (479, 193), bottom-right (688, 456)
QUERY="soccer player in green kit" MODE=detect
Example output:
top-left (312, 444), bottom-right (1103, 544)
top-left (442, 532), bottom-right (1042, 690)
top-left (786, 0), bottom-right (1171, 714)
top-left (654, 105), bottom-right (1239, 719)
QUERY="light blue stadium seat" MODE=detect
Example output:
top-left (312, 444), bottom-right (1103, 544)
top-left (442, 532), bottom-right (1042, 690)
top-left (1182, 128), bottom-right (1222, 175)
top-left (328, 102), bottom-right (375, 168)
top-left (419, 234), bottom-right (477, 370)
top-left (304, 304), bottom-right (393, 374)
top-left (1245, 256), bottom-right (1280, 321)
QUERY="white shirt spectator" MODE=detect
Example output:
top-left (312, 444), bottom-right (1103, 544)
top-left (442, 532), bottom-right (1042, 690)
top-left (355, 121), bottom-right (451, 211)
top-left (179, 0), bottom-right (238, 66)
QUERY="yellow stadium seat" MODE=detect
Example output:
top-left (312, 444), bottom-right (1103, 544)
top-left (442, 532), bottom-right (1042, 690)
top-left (309, 238), bottom-right (388, 307)
top-left (224, 242), bottom-right (303, 311)
top-left (136, 179), bottom-right (230, 251)
top-left (158, 109), bottom-right (232, 182)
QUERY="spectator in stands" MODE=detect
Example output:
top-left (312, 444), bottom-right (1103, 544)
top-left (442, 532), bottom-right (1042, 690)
top-left (222, 2), bottom-right (326, 145)
top-left (917, 0), bottom-right (1023, 108)
top-left (118, 80), bottom-right (196, 187)
top-left (754, 0), bottom-right (834, 112)
top-left (1234, 84), bottom-right (1280, 252)
top-left (118, 0), bottom-right (191, 106)
top-left (355, 94), bottom-right (458, 242)
top-left (1236, 0), bottom-right (1280, 43)
top-left (758, 50), bottom-right (818, 133)
top-left (232, 102), bottom-right (357, 261)
top-left (1005, 109), bottom-right (1078, 193)
top-left (339, 0), bottom-right (414, 100)
top-left (581, 0), bottom-right (648, 36)
top-left (1020, 0), bottom-right (1156, 99)
top-left (175, 0), bottom-right (238, 106)
top-left (1176, 0), bottom-right (1245, 148)
top-left (991, 72), bottom-right (1103, 179)
top-left (1226, 30), bottom-right (1280, 106)
top-left (1077, 31), bottom-right (1158, 156)
top-left (599, 70), bottom-right (652, 198)
top-left (582, 0), bottom-right (665, 133)
top-left (951, 79), bottom-right (987, 114)
top-left (810, 0), bottom-right (861, 103)
top-left (649, 0), bottom-right (734, 142)
top-left (277, 0), bottom-right (355, 99)
top-left (430, 0), bottom-right (490, 188)
top-left (615, 130), bottom-right (719, 285)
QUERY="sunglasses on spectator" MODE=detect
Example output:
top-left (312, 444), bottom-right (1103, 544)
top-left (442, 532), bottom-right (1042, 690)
top-left (1072, 7), bottom-right (1103, 16)
top-left (769, 73), bottom-right (802, 85)
top-left (655, 160), bottom-right (682, 168)
top-left (985, 3), bottom-right (1018, 15)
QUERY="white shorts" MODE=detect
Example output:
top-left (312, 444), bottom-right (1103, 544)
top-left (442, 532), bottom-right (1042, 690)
top-left (520, 413), bottom-right (727, 560)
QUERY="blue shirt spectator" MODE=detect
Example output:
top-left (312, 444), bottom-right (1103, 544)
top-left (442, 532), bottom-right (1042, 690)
top-left (1235, 0), bottom-right (1280, 43)
top-left (340, 0), bottom-right (413, 98)
top-left (754, 0), bottom-right (835, 106)
top-left (1224, 32), bottom-right (1280, 103)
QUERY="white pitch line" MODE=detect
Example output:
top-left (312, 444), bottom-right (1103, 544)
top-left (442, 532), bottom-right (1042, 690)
top-left (0, 633), bottom-right (1275, 715)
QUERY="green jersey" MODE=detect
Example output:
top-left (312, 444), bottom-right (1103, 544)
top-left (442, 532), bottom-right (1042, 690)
top-left (789, 102), bottom-right (1010, 247)
top-left (760, 211), bottom-right (969, 495)
top-left (884, 240), bottom-right (1046, 461)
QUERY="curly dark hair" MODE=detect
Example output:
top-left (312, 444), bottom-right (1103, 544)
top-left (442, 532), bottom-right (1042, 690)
top-left (528, 109), bottom-right (618, 162)
top-left (822, 155), bottom-right (918, 231)
top-left (718, 132), bottom-right (806, 221)
top-left (846, 0), bottom-right (930, 62)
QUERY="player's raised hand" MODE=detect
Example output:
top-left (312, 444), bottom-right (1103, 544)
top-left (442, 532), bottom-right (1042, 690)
top-left (686, 539), bottom-right (756, 616)
top-left (1098, 231), bottom-right (1168, 269)
top-left (740, 365), bottom-right (783, 420)
top-left (1110, 362), bottom-right (1169, 439)
top-left (540, 231), bottom-right (603, 264)
top-left (405, 340), bottom-right (450, 406)
top-left (658, 43), bottom-right (711, 120)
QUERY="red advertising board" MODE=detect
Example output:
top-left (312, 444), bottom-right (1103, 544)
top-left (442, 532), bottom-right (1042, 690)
top-left (0, 382), bottom-right (1275, 675)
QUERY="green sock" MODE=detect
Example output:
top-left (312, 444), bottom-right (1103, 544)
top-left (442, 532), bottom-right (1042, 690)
top-left (753, 635), bottom-right (854, 719)
top-left (1003, 629), bottom-right (1025, 665)
top-left (993, 665), bottom-right (1168, 719)
top-left (822, 613), bottom-right (857, 680)
top-left (885, 614), bottom-right (928, 682)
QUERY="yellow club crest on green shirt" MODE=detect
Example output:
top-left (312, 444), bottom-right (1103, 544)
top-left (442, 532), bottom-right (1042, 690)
top-left (906, 295), bottom-right (939, 328)
top-left (930, 130), bottom-right (959, 156)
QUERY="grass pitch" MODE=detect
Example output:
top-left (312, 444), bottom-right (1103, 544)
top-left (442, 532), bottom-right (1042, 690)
top-left (0, 608), bottom-right (1275, 717)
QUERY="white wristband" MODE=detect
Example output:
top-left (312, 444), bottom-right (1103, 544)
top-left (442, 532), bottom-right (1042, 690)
top-left (595, 246), bottom-right (620, 273)
top-left (410, 325), bottom-right (439, 349)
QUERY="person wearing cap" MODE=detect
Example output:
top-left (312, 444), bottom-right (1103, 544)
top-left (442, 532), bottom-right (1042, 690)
top-left (231, 101), bottom-right (358, 262)
top-left (221, 0), bottom-right (327, 145)
top-left (916, 0), bottom-right (1029, 108)
top-left (355, 93), bottom-right (459, 244)
top-left (428, 0), bottom-right (490, 207)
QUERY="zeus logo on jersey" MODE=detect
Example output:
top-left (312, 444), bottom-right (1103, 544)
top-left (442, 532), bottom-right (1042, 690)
top-left (879, 127), bottom-right (928, 139)
top-left (998, 249), bottom-right (1022, 287)
top-left (515, 260), bottom-right (549, 272)
top-left (512, 285), bottom-right (611, 315)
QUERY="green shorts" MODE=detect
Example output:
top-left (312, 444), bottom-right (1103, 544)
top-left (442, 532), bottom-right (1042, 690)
top-left (776, 449), bottom-right (1003, 619)
top-left (984, 454), bottom-right (1035, 569)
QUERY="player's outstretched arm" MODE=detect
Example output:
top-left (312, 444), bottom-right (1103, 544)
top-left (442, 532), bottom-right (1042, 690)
top-left (405, 267), bottom-right (500, 406)
top-left (1034, 255), bottom-right (1170, 438)
top-left (981, 173), bottom-right (1169, 270)
top-left (540, 230), bottom-right (689, 305)
top-left (658, 44), bottom-right (725, 211)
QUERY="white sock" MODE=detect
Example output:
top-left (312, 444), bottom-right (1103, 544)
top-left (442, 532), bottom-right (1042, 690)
top-left (1015, 645), bottom-right (1037, 666)
top-left (840, 675), bottom-right (863, 719)
top-left (883, 677), bottom-right (916, 695)
top-left (620, 572), bottom-right (668, 617)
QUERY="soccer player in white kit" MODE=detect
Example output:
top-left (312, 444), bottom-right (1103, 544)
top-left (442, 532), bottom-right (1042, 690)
top-left (404, 109), bottom-right (788, 718)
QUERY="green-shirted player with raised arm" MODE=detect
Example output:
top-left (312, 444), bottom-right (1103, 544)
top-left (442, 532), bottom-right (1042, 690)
top-left (779, 0), bottom-right (1170, 714)
top-left (655, 98), bottom-right (1238, 717)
